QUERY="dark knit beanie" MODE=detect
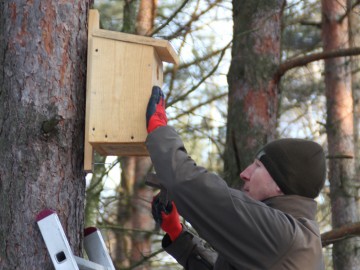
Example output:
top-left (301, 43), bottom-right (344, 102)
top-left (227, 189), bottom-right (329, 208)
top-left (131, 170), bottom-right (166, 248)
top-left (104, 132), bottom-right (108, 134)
top-left (256, 139), bottom-right (326, 198)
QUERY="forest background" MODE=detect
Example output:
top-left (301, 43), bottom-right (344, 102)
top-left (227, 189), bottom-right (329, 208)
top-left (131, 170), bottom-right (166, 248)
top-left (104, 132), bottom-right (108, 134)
top-left (0, 0), bottom-right (359, 269)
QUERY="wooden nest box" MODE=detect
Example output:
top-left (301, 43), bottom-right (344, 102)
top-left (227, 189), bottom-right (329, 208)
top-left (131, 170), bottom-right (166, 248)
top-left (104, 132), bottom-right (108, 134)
top-left (84, 9), bottom-right (178, 172)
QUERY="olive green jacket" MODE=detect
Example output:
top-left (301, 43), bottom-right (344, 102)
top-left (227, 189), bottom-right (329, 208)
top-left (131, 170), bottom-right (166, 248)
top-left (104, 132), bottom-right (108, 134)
top-left (146, 126), bottom-right (324, 270)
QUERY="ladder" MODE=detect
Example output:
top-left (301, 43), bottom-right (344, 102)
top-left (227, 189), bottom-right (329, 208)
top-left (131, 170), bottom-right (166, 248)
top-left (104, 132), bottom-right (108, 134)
top-left (36, 209), bottom-right (116, 270)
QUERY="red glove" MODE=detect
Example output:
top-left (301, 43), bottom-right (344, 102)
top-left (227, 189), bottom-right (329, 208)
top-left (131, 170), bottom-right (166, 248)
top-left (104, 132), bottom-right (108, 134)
top-left (146, 86), bottom-right (167, 133)
top-left (161, 202), bottom-right (182, 241)
top-left (152, 195), bottom-right (182, 241)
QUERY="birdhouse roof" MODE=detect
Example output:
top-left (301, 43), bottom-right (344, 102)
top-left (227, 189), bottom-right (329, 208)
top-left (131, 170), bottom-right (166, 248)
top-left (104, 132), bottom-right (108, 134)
top-left (89, 10), bottom-right (179, 65)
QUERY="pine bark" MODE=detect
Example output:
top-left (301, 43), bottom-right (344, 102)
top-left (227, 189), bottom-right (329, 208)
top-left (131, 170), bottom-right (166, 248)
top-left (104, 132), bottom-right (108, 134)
top-left (350, 2), bottom-right (360, 172)
top-left (322, 0), bottom-right (360, 269)
top-left (0, 1), bottom-right (90, 269)
top-left (224, 0), bottom-right (285, 186)
top-left (136, 0), bottom-right (157, 36)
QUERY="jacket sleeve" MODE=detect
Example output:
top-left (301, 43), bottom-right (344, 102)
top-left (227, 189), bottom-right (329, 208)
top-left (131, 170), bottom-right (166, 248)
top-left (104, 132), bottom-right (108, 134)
top-left (162, 226), bottom-right (217, 270)
top-left (146, 126), bottom-right (295, 269)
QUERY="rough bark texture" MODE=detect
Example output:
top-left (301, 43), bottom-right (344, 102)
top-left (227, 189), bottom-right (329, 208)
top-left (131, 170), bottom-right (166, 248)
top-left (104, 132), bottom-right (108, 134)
top-left (322, 0), bottom-right (360, 269)
top-left (0, 1), bottom-right (90, 269)
top-left (224, 0), bottom-right (285, 187)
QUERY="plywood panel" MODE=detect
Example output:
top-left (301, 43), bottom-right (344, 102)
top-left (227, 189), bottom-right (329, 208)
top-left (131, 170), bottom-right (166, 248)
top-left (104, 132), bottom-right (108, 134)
top-left (84, 9), bottom-right (176, 171)
top-left (87, 37), bottom-right (163, 155)
top-left (95, 143), bottom-right (148, 156)
top-left (92, 29), bottom-right (178, 65)
top-left (83, 9), bottom-right (99, 172)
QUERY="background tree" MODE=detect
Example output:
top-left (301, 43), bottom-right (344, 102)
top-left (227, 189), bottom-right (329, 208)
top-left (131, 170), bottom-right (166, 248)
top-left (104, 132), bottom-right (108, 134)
top-left (87, 0), bottom-right (360, 269)
top-left (224, 0), bottom-right (285, 186)
top-left (349, 1), bottom-right (360, 171)
top-left (2, 1), bottom-right (360, 269)
top-left (322, 0), bottom-right (360, 268)
top-left (0, 1), bottom-right (91, 269)
top-left (227, 0), bottom-right (360, 268)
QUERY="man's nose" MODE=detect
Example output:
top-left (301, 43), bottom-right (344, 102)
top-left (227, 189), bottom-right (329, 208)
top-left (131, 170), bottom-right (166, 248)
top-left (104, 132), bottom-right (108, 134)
top-left (240, 169), bottom-right (250, 181)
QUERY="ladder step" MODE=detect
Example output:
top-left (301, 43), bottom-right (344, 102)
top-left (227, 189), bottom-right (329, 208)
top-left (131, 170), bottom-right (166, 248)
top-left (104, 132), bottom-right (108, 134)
top-left (36, 210), bottom-right (79, 270)
top-left (75, 256), bottom-right (108, 270)
top-left (36, 210), bottom-right (115, 270)
top-left (84, 227), bottom-right (115, 270)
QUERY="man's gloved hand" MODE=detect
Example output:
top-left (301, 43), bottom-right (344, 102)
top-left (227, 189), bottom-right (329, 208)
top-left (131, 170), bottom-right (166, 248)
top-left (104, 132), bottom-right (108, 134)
top-left (146, 86), bottom-right (167, 133)
top-left (152, 193), bottom-right (182, 241)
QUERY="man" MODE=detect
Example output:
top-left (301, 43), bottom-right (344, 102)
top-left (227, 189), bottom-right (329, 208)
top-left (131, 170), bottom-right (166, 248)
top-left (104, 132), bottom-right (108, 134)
top-left (146, 86), bottom-right (326, 269)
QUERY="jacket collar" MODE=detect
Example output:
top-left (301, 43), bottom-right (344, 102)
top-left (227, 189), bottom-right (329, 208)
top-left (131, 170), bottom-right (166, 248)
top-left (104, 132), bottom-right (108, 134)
top-left (262, 195), bottom-right (317, 220)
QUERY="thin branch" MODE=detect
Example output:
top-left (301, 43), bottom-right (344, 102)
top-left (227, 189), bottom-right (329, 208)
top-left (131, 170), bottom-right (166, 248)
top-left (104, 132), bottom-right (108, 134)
top-left (99, 224), bottom-right (159, 235)
top-left (299, 20), bottom-right (321, 28)
top-left (177, 125), bottom-right (225, 158)
top-left (274, 47), bottom-right (360, 81)
top-left (165, 46), bottom-right (228, 75)
top-left (339, 0), bottom-right (360, 23)
top-left (162, 0), bottom-right (222, 40)
top-left (166, 10), bottom-right (194, 101)
top-left (321, 222), bottom-right (360, 247)
top-left (167, 41), bottom-right (230, 107)
top-left (86, 159), bottom-right (120, 193)
top-left (121, 249), bottom-right (164, 270)
top-left (294, 1), bottom-right (360, 29)
top-left (168, 92), bottom-right (227, 120)
top-left (150, 0), bottom-right (190, 36)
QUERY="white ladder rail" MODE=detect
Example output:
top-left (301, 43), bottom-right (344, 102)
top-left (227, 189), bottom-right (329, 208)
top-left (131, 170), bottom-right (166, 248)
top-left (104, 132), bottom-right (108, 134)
top-left (36, 210), bottom-right (115, 270)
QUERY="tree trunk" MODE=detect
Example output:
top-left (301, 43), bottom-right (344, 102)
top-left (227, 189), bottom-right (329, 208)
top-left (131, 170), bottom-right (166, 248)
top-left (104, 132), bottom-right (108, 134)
top-left (132, 3), bottom-right (158, 266)
top-left (122, 0), bottom-right (140, 33)
top-left (0, 1), bottom-right (90, 269)
top-left (115, 157), bottom-right (153, 270)
top-left (116, 156), bottom-right (136, 268)
top-left (322, 0), bottom-right (360, 269)
top-left (224, 0), bottom-right (285, 187)
top-left (136, 0), bottom-right (157, 36)
top-left (115, 1), bottom-right (156, 269)
top-left (114, 0), bottom-right (140, 267)
top-left (129, 157), bottom-right (153, 269)
top-left (349, 2), bottom-right (360, 172)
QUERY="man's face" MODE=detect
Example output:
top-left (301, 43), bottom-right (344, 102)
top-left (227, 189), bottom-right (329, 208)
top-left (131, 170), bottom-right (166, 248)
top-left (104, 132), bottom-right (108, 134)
top-left (240, 159), bottom-right (283, 201)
